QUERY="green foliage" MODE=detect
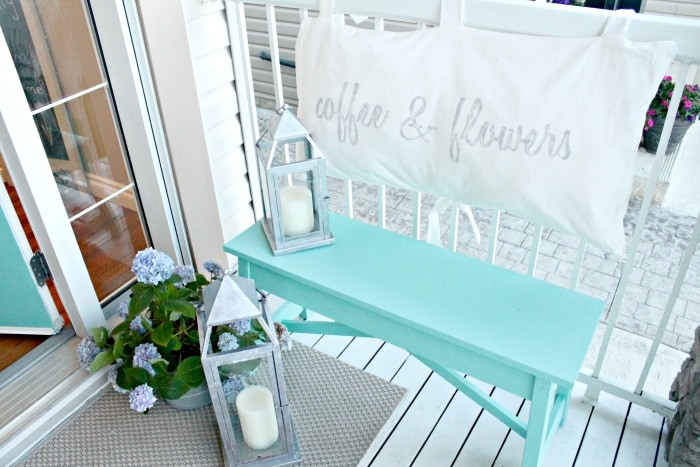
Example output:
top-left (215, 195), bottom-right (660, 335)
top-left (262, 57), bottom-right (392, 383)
top-left (645, 75), bottom-right (700, 130)
top-left (89, 348), bottom-right (114, 372)
top-left (91, 327), bottom-right (109, 348)
top-left (85, 260), bottom-right (209, 405)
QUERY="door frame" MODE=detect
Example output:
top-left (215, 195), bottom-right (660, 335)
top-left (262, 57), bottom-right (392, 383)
top-left (0, 0), bottom-right (189, 337)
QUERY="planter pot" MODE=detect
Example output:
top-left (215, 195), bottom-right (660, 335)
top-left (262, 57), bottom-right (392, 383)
top-left (165, 382), bottom-right (212, 410)
top-left (643, 117), bottom-right (695, 155)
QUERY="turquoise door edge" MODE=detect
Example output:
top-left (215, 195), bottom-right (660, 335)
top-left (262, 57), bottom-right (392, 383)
top-left (0, 185), bottom-right (61, 334)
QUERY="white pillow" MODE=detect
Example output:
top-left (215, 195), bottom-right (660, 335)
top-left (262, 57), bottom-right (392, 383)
top-left (295, 6), bottom-right (676, 256)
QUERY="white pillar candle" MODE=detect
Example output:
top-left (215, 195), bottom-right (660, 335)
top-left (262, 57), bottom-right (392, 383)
top-left (235, 385), bottom-right (279, 450)
top-left (279, 185), bottom-right (315, 236)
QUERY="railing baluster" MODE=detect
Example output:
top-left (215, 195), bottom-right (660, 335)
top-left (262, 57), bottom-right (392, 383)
top-left (412, 192), bottom-right (421, 240)
top-left (527, 224), bottom-right (543, 277)
top-left (376, 17), bottom-right (385, 31)
top-left (635, 209), bottom-right (700, 395)
top-left (449, 205), bottom-right (459, 252)
top-left (344, 179), bottom-right (353, 219)
top-left (265, 5), bottom-right (284, 107)
top-left (569, 239), bottom-right (586, 290)
top-left (378, 185), bottom-right (386, 229)
top-left (488, 210), bottom-right (500, 265)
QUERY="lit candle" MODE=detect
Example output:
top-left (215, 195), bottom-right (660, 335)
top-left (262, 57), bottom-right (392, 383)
top-left (279, 185), bottom-right (315, 236)
top-left (235, 385), bottom-right (279, 450)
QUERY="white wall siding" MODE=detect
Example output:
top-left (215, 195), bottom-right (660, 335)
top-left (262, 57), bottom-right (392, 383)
top-left (138, 0), bottom-right (254, 271)
top-left (186, 0), bottom-right (257, 267)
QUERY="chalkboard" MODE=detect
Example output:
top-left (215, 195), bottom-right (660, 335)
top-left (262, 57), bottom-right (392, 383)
top-left (1, 0), bottom-right (68, 160)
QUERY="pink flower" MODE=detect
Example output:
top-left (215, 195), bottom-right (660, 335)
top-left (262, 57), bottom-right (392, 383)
top-left (664, 75), bottom-right (673, 81)
top-left (661, 100), bottom-right (669, 108)
top-left (646, 119), bottom-right (654, 129)
top-left (647, 109), bottom-right (656, 116)
top-left (685, 100), bottom-right (693, 109)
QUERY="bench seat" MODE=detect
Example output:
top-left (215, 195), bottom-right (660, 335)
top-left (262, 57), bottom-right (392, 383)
top-left (225, 212), bottom-right (604, 466)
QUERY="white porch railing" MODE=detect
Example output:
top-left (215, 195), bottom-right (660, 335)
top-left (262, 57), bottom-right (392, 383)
top-left (219, 0), bottom-right (700, 419)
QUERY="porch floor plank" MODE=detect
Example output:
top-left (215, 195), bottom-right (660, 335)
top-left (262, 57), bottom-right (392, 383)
top-left (338, 337), bottom-right (385, 370)
top-left (574, 390), bottom-right (630, 466)
top-left (615, 403), bottom-right (666, 466)
top-left (543, 381), bottom-right (593, 466)
top-left (292, 332), bottom-right (670, 466)
top-left (411, 378), bottom-right (492, 466)
top-left (374, 372), bottom-right (458, 466)
top-left (368, 356), bottom-right (432, 466)
top-left (363, 341), bottom-right (411, 382)
top-left (494, 398), bottom-right (530, 466)
top-left (452, 387), bottom-right (524, 466)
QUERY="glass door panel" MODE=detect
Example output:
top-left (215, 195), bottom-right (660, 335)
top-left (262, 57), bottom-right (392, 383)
top-left (3, 0), bottom-right (105, 110)
top-left (1, 0), bottom-right (149, 302)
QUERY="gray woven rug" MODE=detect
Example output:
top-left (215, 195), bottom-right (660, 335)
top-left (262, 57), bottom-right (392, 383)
top-left (20, 342), bottom-right (406, 466)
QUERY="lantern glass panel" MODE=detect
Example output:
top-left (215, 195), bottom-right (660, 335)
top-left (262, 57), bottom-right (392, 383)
top-left (213, 352), bottom-right (295, 464)
top-left (273, 168), bottom-right (319, 238)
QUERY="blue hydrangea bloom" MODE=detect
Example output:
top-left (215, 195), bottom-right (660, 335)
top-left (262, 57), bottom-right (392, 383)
top-left (203, 260), bottom-right (224, 278)
top-left (129, 384), bottom-right (156, 413)
top-left (172, 265), bottom-right (195, 287)
top-left (131, 248), bottom-right (174, 285)
top-left (223, 375), bottom-right (248, 404)
top-left (77, 336), bottom-right (101, 370)
top-left (217, 332), bottom-right (239, 352)
top-left (116, 302), bottom-right (129, 320)
top-left (133, 343), bottom-right (161, 376)
top-left (129, 316), bottom-right (150, 335)
top-left (230, 320), bottom-right (251, 336)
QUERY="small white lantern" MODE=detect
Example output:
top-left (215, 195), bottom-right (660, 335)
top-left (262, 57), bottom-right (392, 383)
top-left (256, 105), bottom-right (334, 255)
top-left (198, 275), bottom-right (301, 466)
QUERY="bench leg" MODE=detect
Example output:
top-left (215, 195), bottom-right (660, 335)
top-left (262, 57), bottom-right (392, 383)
top-left (523, 377), bottom-right (556, 467)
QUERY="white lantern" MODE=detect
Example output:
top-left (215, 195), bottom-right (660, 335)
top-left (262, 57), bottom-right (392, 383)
top-left (198, 275), bottom-right (301, 466)
top-left (256, 105), bottom-right (334, 255)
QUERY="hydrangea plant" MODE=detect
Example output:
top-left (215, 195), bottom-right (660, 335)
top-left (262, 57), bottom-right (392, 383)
top-left (78, 249), bottom-right (291, 413)
top-left (80, 248), bottom-right (209, 413)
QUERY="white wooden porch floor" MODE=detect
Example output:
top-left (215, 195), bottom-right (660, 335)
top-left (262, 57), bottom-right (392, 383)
top-left (289, 326), bottom-right (669, 467)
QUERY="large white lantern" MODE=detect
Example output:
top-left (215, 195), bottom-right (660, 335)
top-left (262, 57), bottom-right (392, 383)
top-left (256, 105), bottom-right (334, 255)
top-left (198, 274), bottom-right (301, 466)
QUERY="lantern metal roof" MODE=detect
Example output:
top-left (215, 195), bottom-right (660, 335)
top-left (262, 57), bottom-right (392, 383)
top-left (263, 106), bottom-right (310, 145)
top-left (205, 275), bottom-right (261, 326)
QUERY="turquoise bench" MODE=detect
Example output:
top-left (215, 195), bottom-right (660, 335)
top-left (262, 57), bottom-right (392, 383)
top-left (225, 212), bottom-right (604, 466)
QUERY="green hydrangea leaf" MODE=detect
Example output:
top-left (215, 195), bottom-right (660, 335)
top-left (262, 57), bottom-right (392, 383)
top-left (91, 327), bottom-right (109, 348)
top-left (110, 320), bottom-right (130, 337)
top-left (158, 377), bottom-right (191, 400)
top-left (162, 299), bottom-right (196, 319)
top-left (89, 349), bottom-right (114, 372)
top-left (119, 366), bottom-right (150, 390)
top-left (129, 284), bottom-right (154, 316)
top-left (113, 333), bottom-right (125, 359)
top-left (166, 274), bottom-right (183, 285)
top-left (175, 356), bottom-right (205, 387)
top-left (151, 321), bottom-right (174, 347)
